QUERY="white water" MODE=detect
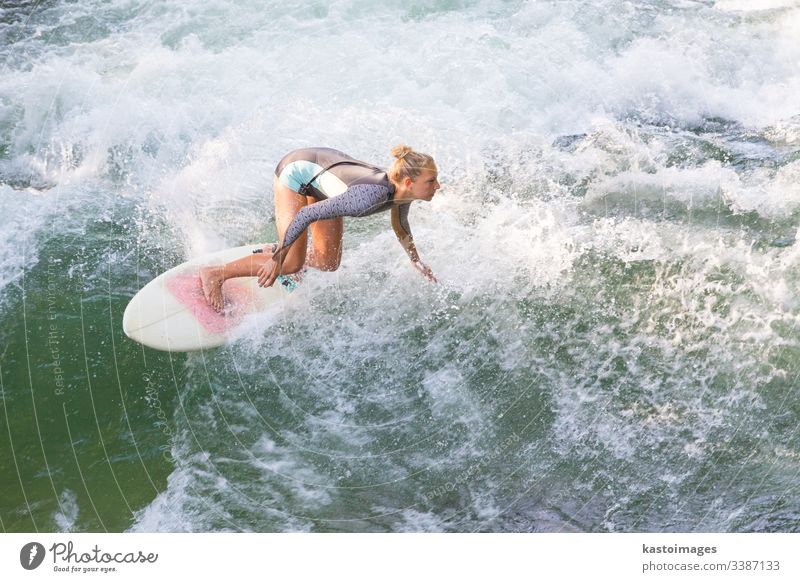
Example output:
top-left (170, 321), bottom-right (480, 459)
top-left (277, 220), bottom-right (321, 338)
top-left (2, 0), bottom-right (800, 532)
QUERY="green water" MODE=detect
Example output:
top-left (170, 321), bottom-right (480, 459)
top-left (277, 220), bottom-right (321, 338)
top-left (2, 0), bottom-right (800, 532)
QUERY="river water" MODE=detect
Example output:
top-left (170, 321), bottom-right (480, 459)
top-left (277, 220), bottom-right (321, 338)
top-left (1, 0), bottom-right (799, 532)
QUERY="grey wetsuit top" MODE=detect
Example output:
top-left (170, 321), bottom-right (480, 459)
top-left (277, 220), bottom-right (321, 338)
top-left (274, 147), bottom-right (412, 250)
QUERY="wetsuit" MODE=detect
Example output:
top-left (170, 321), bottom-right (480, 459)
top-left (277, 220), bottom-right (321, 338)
top-left (274, 147), bottom-right (413, 253)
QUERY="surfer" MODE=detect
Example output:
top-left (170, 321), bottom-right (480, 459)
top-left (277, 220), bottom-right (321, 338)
top-left (200, 145), bottom-right (440, 311)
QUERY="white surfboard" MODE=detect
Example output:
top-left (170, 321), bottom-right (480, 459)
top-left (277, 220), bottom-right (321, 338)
top-left (122, 243), bottom-right (301, 352)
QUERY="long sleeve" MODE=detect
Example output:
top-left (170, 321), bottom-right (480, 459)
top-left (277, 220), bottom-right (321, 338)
top-left (281, 183), bottom-right (392, 249)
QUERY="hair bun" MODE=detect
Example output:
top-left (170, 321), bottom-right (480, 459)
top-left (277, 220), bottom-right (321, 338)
top-left (391, 144), bottom-right (413, 160)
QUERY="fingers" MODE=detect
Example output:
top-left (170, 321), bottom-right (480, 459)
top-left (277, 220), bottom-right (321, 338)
top-left (422, 265), bottom-right (438, 283)
top-left (258, 269), bottom-right (274, 287)
top-left (257, 259), bottom-right (274, 286)
top-left (258, 262), bottom-right (279, 287)
top-left (413, 262), bottom-right (438, 283)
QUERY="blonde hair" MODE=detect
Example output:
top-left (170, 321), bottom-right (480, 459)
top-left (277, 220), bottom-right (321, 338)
top-left (388, 144), bottom-right (435, 183)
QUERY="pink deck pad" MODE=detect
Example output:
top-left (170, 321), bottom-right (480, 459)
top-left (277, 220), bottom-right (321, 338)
top-left (166, 272), bottom-right (258, 335)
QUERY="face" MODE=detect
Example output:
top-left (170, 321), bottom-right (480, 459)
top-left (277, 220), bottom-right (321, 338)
top-left (407, 167), bottom-right (440, 201)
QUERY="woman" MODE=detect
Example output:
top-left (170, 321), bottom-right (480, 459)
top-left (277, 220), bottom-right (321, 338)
top-left (200, 145), bottom-right (440, 311)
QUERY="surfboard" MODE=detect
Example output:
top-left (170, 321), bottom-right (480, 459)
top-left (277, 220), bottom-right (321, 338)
top-left (122, 243), bottom-right (301, 352)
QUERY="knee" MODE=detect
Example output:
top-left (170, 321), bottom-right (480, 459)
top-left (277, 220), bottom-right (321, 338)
top-left (280, 258), bottom-right (306, 275)
top-left (279, 249), bottom-right (306, 274)
top-left (316, 260), bottom-right (340, 272)
top-left (317, 250), bottom-right (341, 271)
top-left (307, 244), bottom-right (341, 271)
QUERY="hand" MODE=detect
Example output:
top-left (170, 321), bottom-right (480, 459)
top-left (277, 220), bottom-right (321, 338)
top-left (413, 261), bottom-right (438, 283)
top-left (257, 259), bottom-right (278, 288)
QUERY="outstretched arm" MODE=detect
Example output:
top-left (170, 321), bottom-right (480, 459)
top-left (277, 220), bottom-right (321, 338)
top-left (258, 184), bottom-right (392, 287)
top-left (391, 204), bottom-right (437, 283)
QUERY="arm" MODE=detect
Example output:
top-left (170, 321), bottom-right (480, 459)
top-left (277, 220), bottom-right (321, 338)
top-left (391, 203), bottom-right (419, 262)
top-left (259, 184), bottom-right (391, 287)
top-left (391, 203), bottom-right (437, 283)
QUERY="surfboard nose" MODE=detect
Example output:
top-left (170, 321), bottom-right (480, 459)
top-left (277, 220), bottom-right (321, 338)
top-left (121, 243), bottom-right (297, 352)
top-left (122, 301), bottom-right (138, 338)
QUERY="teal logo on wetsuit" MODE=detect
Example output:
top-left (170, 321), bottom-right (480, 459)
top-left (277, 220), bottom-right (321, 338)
top-left (276, 275), bottom-right (300, 292)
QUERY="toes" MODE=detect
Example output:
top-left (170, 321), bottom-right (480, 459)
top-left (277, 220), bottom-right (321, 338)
top-left (199, 269), bottom-right (226, 312)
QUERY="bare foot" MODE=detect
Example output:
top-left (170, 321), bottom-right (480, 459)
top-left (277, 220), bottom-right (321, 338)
top-left (199, 266), bottom-right (225, 312)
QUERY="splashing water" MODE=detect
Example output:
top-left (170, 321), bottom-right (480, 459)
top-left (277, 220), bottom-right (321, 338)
top-left (1, 0), bottom-right (800, 532)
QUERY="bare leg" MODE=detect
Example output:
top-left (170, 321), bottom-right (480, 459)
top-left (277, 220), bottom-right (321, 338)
top-left (200, 176), bottom-right (345, 311)
top-left (201, 176), bottom-right (309, 311)
top-left (274, 178), bottom-right (310, 274)
top-left (305, 206), bottom-right (343, 271)
top-left (271, 184), bottom-right (343, 273)
top-left (200, 249), bottom-right (273, 311)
